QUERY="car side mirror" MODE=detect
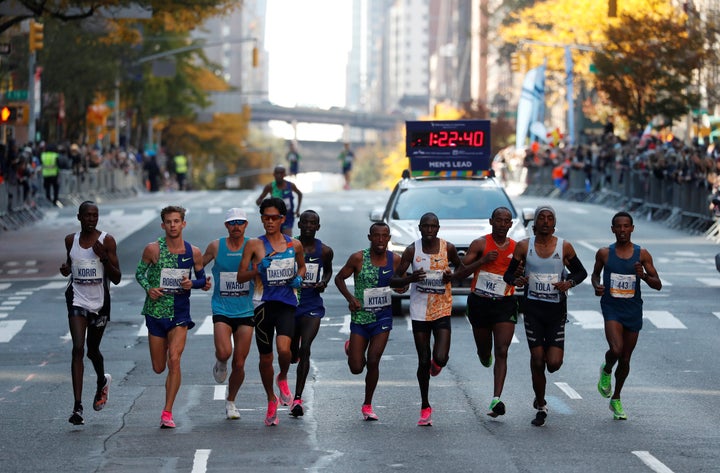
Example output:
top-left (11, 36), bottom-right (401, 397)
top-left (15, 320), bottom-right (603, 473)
top-left (522, 208), bottom-right (535, 227)
top-left (369, 208), bottom-right (384, 222)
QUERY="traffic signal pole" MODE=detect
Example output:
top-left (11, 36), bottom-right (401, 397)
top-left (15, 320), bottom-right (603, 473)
top-left (27, 50), bottom-right (36, 143)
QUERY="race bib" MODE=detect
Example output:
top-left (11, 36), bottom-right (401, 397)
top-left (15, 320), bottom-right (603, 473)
top-left (363, 286), bottom-right (392, 312)
top-left (416, 270), bottom-right (446, 294)
top-left (72, 259), bottom-right (103, 285)
top-left (528, 273), bottom-right (560, 302)
top-left (302, 262), bottom-right (320, 287)
top-left (609, 272), bottom-right (636, 298)
top-left (265, 257), bottom-right (295, 286)
top-left (160, 268), bottom-right (190, 294)
top-left (473, 271), bottom-right (508, 297)
top-left (219, 271), bottom-right (249, 297)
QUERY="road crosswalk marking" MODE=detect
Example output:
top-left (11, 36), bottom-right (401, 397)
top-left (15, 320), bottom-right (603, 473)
top-left (0, 320), bottom-right (26, 343)
top-left (569, 310), bottom-right (687, 329)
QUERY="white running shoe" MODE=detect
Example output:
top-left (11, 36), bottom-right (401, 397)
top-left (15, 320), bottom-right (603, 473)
top-left (213, 360), bottom-right (228, 384)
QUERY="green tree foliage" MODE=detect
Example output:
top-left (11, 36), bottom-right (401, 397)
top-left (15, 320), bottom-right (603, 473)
top-left (593, 11), bottom-right (709, 129)
top-left (499, 0), bottom-right (717, 131)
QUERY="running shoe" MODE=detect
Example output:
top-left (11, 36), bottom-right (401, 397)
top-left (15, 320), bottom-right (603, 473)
top-left (598, 363), bottom-right (612, 398)
top-left (361, 404), bottom-right (378, 421)
top-left (225, 401), bottom-right (240, 420)
top-left (68, 407), bottom-right (84, 425)
top-left (429, 359), bottom-right (442, 377)
top-left (265, 399), bottom-right (279, 426)
top-left (93, 373), bottom-right (112, 412)
top-left (609, 398), bottom-right (627, 420)
top-left (290, 399), bottom-right (304, 417)
top-left (276, 375), bottom-right (293, 406)
top-left (160, 410), bottom-right (176, 429)
top-left (480, 353), bottom-right (493, 368)
top-left (417, 406), bottom-right (433, 426)
top-left (487, 398), bottom-right (506, 417)
top-left (344, 339), bottom-right (350, 356)
top-left (531, 399), bottom-right (548, 426)
top-left (213, 360), bottom-right (228, 384)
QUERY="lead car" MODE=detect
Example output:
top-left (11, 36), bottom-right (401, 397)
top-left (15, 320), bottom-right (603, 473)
top-left (369, 174), bottom-right (534, 316)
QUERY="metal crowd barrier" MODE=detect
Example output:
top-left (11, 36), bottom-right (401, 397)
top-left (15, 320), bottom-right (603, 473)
top-left (522, 165), bottom-right (718, 240)
top-left (0, 167), bottom-right (144, 232)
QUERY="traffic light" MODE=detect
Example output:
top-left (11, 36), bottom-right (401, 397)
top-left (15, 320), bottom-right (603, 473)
top-left (510, 53), bottom-right (520, 72)
top-left (29, 20), bottom-right (44, 52)
top-left (0, 106), bottom-right (17, 123)
top-left (252, 46), bottom-right (259, 68)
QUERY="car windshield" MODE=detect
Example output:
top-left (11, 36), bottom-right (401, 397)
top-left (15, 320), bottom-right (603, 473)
top-left (392, 186), bottom-right (516, 220)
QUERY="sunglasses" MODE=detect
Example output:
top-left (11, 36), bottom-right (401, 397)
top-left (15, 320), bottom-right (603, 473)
top-left (261, 214), bottom-right (284, 222)
top-left (226, 220), bottom-right (247, 226)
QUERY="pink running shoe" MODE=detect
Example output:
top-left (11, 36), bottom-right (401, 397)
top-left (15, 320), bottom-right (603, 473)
top-left (160, 410), bottom-right (176, 429)
top-left (429, 359), bottom-right (442, 377)
top-left (290, 399), bottom-right (304, 417)
top-left (276, 375), bottom-right (293, 406)
top-left (361, 404), bottom-right (378, 421)
top-left (265, 399), bottom-right (279, 426)
top-left (344, 339), bottom-right (350, 356)
top-left (417, 406), bottom-right (433, 426)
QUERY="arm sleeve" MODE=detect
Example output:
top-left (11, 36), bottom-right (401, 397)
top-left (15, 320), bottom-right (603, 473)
top-left (566, 255), bottom-right (587, 286)
top-left (503, 258), bottom-right (521, 285)
top-left (191, 267), bottom-right (207, 289)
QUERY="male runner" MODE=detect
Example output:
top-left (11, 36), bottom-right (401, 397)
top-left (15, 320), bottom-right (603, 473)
top-left (389, 212), bottom-right (463, 426)
top-left (461, 207), bottom-right (519, 418)
top-left (289, 210), bottom-right (334, 417)
top-left (504, 206), bottom-right (587, 426)
top-left (135, 205), bottom-right (206, 429)
top-left (60, 201), bottom-right (121, 425)
top-left (335, 222), bottom-right (405, 421)
top-left (237, 197), bottom-right (306, 426)
top-left (255, 165), bottom-right (303, 236)
top-left (202, 208), bottom-right (255, 420)
top-left (591, 211), bottom-right (661, 420)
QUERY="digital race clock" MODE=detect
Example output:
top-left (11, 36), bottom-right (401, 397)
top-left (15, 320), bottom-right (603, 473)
top-left (405, 120), bottom-right (492, 176)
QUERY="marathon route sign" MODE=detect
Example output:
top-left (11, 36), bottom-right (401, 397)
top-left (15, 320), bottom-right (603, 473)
top-left (406, 120), bottom-right (492, 177)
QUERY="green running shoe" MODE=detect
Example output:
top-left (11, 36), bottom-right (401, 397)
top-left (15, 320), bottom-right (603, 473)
top-left (480, 354), bottom-right (493, 368)
top-left (609, 398), bottom-right (627, 420)
top-left (487, 398), bottom-right (506, 417)
top-left (598, 363), bottom-right (612, 398)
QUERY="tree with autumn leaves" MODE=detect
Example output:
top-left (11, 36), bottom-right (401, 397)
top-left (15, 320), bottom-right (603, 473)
top-left (2, 0), bottom-right (276, 189)
top-left (499, 0), bottom-right (720, 133)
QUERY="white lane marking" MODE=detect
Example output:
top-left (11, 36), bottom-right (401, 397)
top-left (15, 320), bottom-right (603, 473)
top-left (631, 451), bottom-right (675, 473)
top-left (0, 313), bottom-right (8, 319)
top-left (406, 315), bottom-right (412, 331)
top-left (644, 311), bottom-right (687, 329)
top-left (61, 331), bottom-right (72, 342)
top-left (196, 316), bottom-right (214, 335)
top-left (213, 385), bottom-right (225, 400)
top-left (338, 206), bottom-right (354, 212)
top-left (38, 281), bottom-right (68, 290)
top-left (191, 449), bottom-right (211, 473)
top-left (569, 310), bottom-right (605, 329)
top-left (0, 283), bottom-right (11, 291)
top-left (7, 296), bottom-right (26, 300)
top-left (576, 240), bottom-right (598, 253)
top-left (1, 300), bottom-right (22, 306)
top-left (714, 312), bottom-right (720, 321)
top-left (208, 207), bottom-right (223, 214)
top-left (340, 315), bottom-right (350, 334)
top-left (137, 325), bottom-right (147, 337)
top-left (696, 277), bottom-right (720, 287)
top-left (0, 320), bottom-right (26, 343)
top-left (554, 382), bottom-right (582, 399)
top-left (512, 334), bottom-right (520, 344)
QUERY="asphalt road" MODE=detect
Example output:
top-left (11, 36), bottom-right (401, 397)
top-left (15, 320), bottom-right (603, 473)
top-left (0, 186), bottom-right (718, 473)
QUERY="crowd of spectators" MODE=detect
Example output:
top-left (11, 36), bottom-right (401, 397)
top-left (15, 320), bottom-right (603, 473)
top-left (519, 129), bottom-right (720, 217)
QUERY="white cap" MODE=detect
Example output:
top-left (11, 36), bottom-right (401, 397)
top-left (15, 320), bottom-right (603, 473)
top-left (225, 208), bottom-right (248, 222)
